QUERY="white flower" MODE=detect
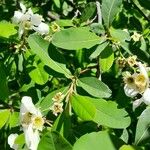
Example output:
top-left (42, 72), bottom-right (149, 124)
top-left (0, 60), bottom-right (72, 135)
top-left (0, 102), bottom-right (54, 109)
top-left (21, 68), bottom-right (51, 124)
top-left (131, 32), bottom-right (141, 42)
top-left (8, 134), bottom-right (18, 150)
top-left (123, 62), bottom-right (150, 110)
top-left (12, 3), bottom-right (49, 37)
top-left (20, 96), bottom-right (44, 150)
top-left (12, 3), bottom-right (26, 24)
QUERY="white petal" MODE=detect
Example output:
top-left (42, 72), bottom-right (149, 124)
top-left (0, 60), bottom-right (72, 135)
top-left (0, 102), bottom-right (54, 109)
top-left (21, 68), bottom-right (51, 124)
top-left (12, 11), bottom-right (23, 24)
top-left (20, 96), bottom-right (37, 119)
top-left (23, 125), bottom-right (40, 150)
top-left (124, 84), bottom-right (138, 98)
top-left (20, 3), bottom-right (26, 13)
top-left (8, 134), bottom-right (18, 150)
top-left (32, 22), bottom-right (49, 35)
top-left (143, 88), bottom-right (150, 105)
top-left (133, 98), bottom-right (143, 111)
top-left (20, 14), bottom-right (30, 22)
top-left (18, 25), bottom-right (24, 38)
top-left (26, 8), bottom-right (33, 16)
top-left (138, 62), bottom-right (148, 80)
top-left (31, 14), bottom-right (43, 26)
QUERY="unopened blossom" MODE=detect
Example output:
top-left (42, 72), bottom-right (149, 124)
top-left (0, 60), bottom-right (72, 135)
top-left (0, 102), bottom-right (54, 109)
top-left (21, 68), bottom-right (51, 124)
top-left (20, 96), bottom-right (44, 150)
top-left (117, 57), bottom-right (126, 68)
top-left (127, 55), bottom-right (137, 67)
top-left (131, 32), bottom-right (141, 42)
top-left (123, 62), bottom-right (150, 110)
top-left (50, 102), bottom-right (63, 116)
top-left (8, 134), bottom-right (18, 150)
top-left (52, 92), bottom-right (64, 102)
top-left (51, 22), bottom-right (60, 32)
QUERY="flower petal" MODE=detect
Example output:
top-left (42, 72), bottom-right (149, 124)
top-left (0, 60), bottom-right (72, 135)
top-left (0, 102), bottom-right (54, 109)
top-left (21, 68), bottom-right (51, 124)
top-left (20, 3), bottom-right (26, 13)
top-left (8, 134), bottom-right (18, 150)
top-left (31, 14), bottom-right (43, 26)
top-left (32, 22), bottom-right (49, 35)
top-left (20, 96), bottom-right (37, 119)
top-left (133, 98), bottom-right (143, 111)
top-left (143, 88), bottom-right (150, 105)
top-left (124, 84), bottom-right (138, 98)
top-left (12, 11), bottom-right (23, 24)
top-left (23, 125), bottom-right (40, 150)
top-left (138, 62), bottom-right (148, 80)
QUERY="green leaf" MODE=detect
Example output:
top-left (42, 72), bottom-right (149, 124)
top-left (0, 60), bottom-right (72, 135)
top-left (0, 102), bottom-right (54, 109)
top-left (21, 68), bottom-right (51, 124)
top-left (135, 106), bottom-right (150, 145)
top-left (119, 145), bottom-right (142, 150)
top-left (100, 46), bottom-right (114, 72)
top-left (52, 28), bottom-right (101, 50)
top-left (28, 34), bottom-right (72, 78)
top-left (15, 133), bottom-right (25, 145)
top-left (24, 51), bottom-right (49, 85)
top-left (70, 94), bottom-right (96, 121)
top-left (38, 131), bottom-right (72, 150)
top-left (0, 22), bottom-right (17, 38)
top-left (9, 112), bottom-right (19, 128)
top-left (73, 131), bottom-right (124, 150)
top-left (92, 99), bottom-right (131, 129)
top-left (102, 0), bottom-right (122, 28)
top-left (90, 41), bottom-right (109, 59)
top-left (52, 111), bottom-right (72, 139)
top-left (0, 109), bottom-right (10, 128)
top-left (109, 28), bottom-right (131, 53)
top-left (0, 62), bottom-right (9, 101)
top-left (77, 77), bottom-right (112, 98)
top-left (80, 2), bottom-right (96, 23)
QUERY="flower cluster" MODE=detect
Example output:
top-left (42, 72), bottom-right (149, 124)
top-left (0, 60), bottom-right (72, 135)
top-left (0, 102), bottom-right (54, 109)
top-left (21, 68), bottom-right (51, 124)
top-left (123, 62), bottom-right (150, 110)
top-left (50, 92), bottom-right (64, 116)
top-left (12, 3), bottom-right (49, 38)
top-left (8, 96), bottom-right (44, 150)
top-left (117, 55), bottom-right (137, 68)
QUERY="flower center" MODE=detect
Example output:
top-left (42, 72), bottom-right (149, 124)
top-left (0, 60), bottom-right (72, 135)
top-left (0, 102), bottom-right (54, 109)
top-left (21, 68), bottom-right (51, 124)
top-left (33, 116), bottom-right (44, 130)
top-left (135, 74), bottom-right (146, 85)
top-left (23, 21), bottom-right (31, 29)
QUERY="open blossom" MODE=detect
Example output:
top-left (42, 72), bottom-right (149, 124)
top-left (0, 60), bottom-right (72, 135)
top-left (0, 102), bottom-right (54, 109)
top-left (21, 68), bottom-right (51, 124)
top-left (8, 134), bottom-right (18, 150)
top-left (12, 3), bottom-right (49, 37)
top-left (20, 96), bottom-right (44, 150)
top-left (124, 62), bottom-right (150, 110)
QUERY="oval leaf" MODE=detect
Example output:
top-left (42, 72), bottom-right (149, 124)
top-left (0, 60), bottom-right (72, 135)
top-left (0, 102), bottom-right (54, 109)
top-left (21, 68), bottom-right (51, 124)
top-left (73, 131), bottom-right (124, 150)
top-left (52, 28), bottom-right (101, 50)
top-left (77, 77), bottom-right (112, 98)
top-left (27, 34), bottom-right (72, 78)
top-left (135, 106), bottom-right (150, 145)
top-left (100, 46), bottom-right (114, 72)
top-left (70, 94), bottom-right (96, 121)
top-left (0, 22), bottom-right (17, 38)
top-left (38, 131), bottom-right (72, 150)
top-left (102, 0), bottom-right (122, 28)
top-left (0, 109), bottom-right (10, 128)
top-left (25, 51), bottom-right (49, 85)
top-left (92, 99), bottom-right (131, 129)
